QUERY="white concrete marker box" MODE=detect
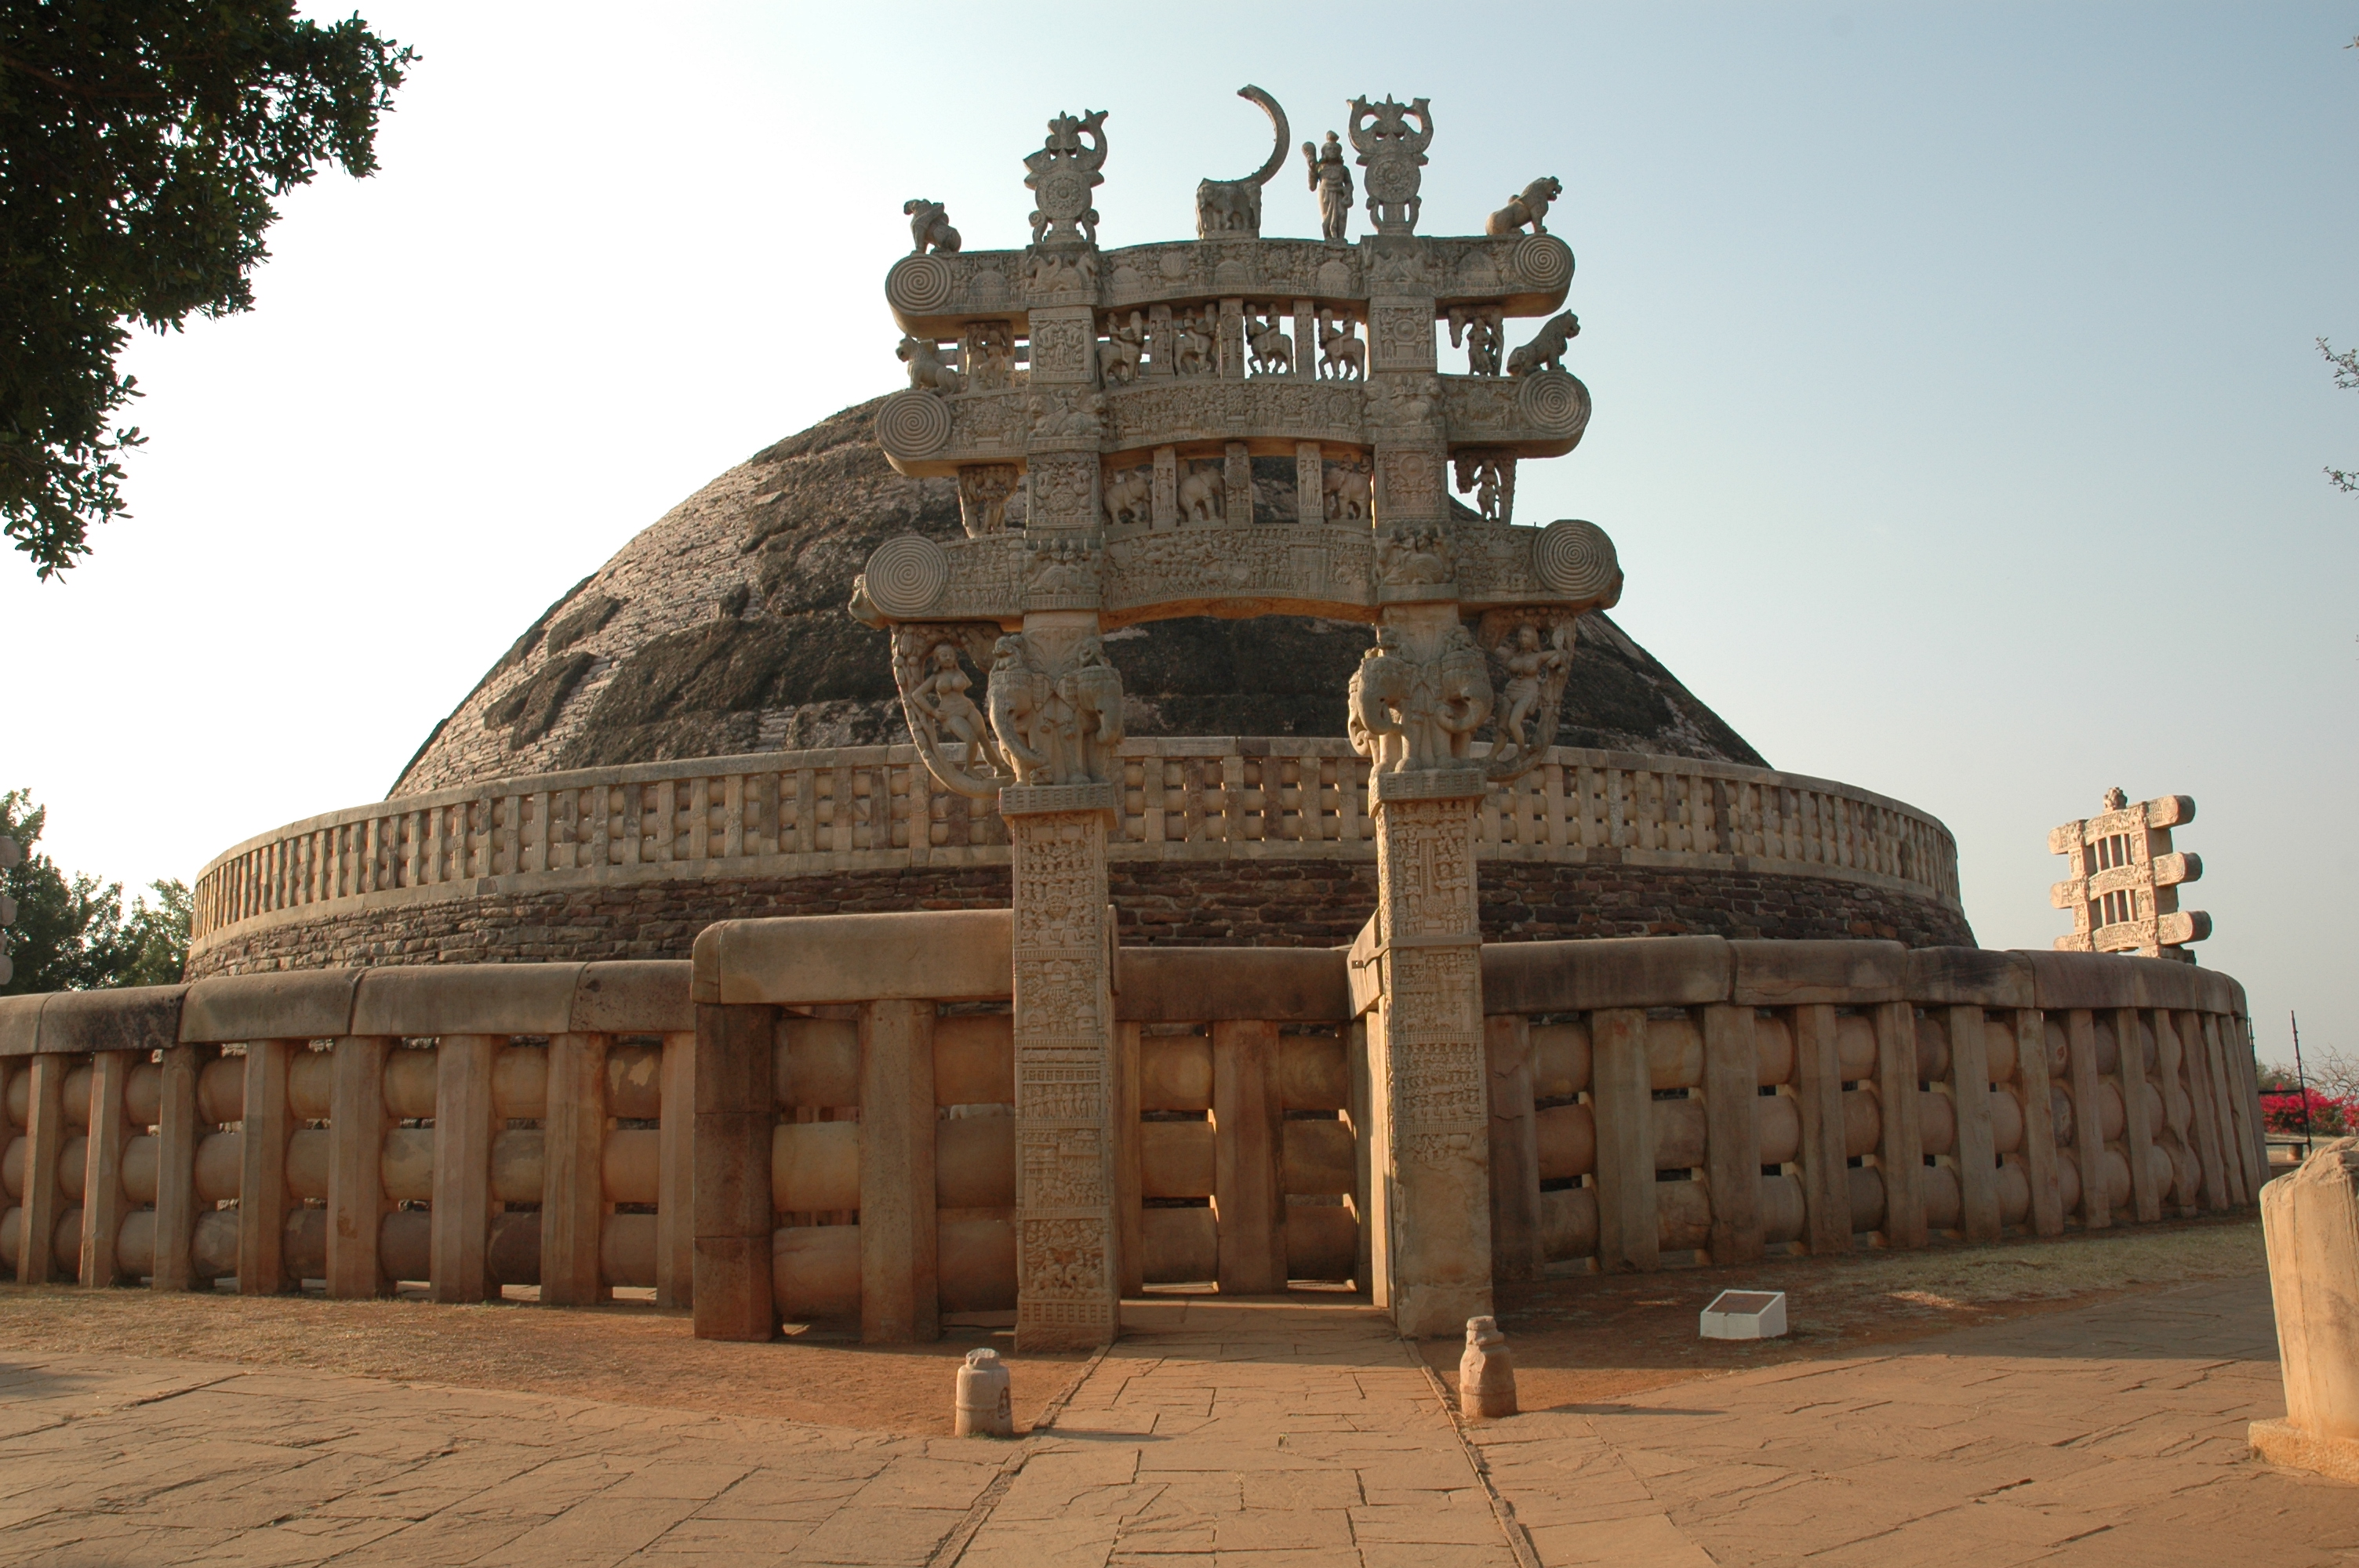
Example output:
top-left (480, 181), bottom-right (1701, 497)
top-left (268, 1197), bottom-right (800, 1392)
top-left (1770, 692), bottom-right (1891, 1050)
top-left (1701, 1290), bottom-right (1787, 1340)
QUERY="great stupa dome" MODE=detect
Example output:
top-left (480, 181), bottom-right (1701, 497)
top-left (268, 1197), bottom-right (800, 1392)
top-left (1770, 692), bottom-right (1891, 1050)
top-left (187, 401), bottom-right (1968, 978)
top-left (391, 397), bottom-right (1765, 796)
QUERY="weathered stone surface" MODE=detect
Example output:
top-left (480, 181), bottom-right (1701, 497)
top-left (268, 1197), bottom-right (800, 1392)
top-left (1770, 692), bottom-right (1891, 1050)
top-left (187, 858), bottom-right (1971, 979)
top-left (391, 400), bottom-right (1764, 797)
top-left (2253, 1138), bottom-right (2359, 1482)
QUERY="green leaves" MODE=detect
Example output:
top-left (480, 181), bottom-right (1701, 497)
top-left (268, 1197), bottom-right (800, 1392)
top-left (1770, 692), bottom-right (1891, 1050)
top-left (1, 2), bottom-right (415, 577)
top-left (0, 787), bottom-right (190, 992)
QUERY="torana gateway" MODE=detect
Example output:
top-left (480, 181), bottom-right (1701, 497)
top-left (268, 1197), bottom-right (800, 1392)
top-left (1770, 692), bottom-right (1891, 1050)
top-left (1, 93), bottom-right (2269, 1353)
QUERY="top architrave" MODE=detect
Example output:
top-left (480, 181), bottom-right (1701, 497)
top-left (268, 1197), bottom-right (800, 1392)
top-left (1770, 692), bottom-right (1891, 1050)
top-left (885, 234), bottom-right (1574, 341)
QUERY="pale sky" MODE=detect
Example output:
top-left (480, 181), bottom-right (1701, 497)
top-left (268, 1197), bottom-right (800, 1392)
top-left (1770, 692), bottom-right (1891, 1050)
top-left (4, 4), bottom-right (2353, 1067)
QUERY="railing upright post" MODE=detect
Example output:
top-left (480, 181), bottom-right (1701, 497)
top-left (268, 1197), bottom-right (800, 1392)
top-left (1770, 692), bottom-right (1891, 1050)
top-left (542, 1032), bottom-right (611, 1306)
top-left (78, 1051), bottom-right (134, 1287)
top-left (238, 1040), bottom-right (296, 1294)
top-left (16, 1054), bottom-right (65, 1284)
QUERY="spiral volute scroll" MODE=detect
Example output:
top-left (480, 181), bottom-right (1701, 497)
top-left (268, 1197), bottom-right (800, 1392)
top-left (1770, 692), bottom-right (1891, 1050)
top-left (1512, 234), bottom-right (1574, 292)
top-left (862, 534), bottom-right (950, 619)
top-left (1531, 518), bottom-right (1619, 603)
top-left (885, 252), bottom-right (956, 314)
top-left (874, 390), bottom-right (953, 463)
top-left (1516, 369), bottom-right (1592, 442)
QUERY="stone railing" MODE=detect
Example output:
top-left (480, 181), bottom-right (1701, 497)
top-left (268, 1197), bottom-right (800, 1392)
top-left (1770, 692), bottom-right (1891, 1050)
top-left (1469, 939), bottom-right (2267, 1276)
top-left (0, 964), bottom-right (699, 1301)
top-left (190, 740), bottom-right (1961, 953)
top-left (3, 925), bottom-right (2260, 1340)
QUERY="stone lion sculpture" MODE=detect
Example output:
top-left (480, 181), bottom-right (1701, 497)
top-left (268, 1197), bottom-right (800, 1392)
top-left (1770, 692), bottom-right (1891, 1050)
top-left (1486, 176), bottom-right (1563, 238)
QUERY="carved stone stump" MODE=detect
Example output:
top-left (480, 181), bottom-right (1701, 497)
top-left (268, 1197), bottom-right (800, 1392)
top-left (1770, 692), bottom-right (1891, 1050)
top-left (1005, 782), bottom-right (1121, 1352)
top-left (1365, 764), bottom-right (1494, 1337)
top-left (2252, 1138), bottom-right (2359, 1483)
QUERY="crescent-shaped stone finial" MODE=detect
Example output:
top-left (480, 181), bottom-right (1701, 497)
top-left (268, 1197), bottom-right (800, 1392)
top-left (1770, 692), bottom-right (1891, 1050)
top-left (1237, 85), bottom-right (1290, 186)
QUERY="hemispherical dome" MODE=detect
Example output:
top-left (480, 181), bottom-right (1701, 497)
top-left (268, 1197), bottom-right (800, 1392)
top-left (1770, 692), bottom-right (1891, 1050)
top-left (392, 396), bottom-right (1764, 798)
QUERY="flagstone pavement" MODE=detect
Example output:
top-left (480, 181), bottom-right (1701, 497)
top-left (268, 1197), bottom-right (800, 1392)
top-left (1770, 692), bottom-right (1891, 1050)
top-left (0, 1276), bottom-right (2350, 1567)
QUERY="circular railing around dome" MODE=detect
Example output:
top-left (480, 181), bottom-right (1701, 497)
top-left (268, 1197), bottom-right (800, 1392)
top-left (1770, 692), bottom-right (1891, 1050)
top-left (190, 740), bottom-right (1961, 957)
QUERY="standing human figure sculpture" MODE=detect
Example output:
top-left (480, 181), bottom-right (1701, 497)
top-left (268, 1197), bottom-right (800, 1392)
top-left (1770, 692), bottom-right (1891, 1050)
top-left (912, 642), bottom-right (990, 771)
top-left (1302, 130), bottom-right (1353, 244)
top-left (1493, 623), bottom-right (1568, 758)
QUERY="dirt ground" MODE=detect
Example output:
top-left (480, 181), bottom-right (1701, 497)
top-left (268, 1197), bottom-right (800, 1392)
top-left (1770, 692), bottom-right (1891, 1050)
top-left (1423, 1211), bottom-right (2269, 1409)
top-left (0, 1215), bottom-right (2264, 1438)
top-left (0, 1287), bottom-right (1089, 1436)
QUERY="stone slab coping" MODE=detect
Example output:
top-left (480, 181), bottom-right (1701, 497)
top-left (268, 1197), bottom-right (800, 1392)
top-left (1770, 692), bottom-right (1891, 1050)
top-left (0, 961), bottom-right (693, 1057)
top-left (692, 909), bottom-right (1014, 1007)
top-left (0, 938), bottom-right (2249, 1058)
top-left (1478, 938), bottom-right (2242, 1018)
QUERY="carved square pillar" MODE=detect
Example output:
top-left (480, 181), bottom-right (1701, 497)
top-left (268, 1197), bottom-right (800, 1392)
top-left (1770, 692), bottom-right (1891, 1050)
top-left (1224, 442), bottom-right (1253, 527)
top-left (1364, 759), bottom-right (1492, 1338)
top-left (1028, 306), bottom-right (1096, 386)
top-left (1027, 451), bottom-right (1100, 532)
top-left (1293, 299), bottom-right (1317, 383)
top-left (1368, 297), bottom-right (1438, 376)
top-left (1296, 442), bottom-right (1323, 524)
top-left (1005, 782), bottom-right (1121, 1352)
top-left (1373, 444), bottom-right (1448, 526)
top-left (1152, 446), bottom-right (1179, 528)
top-left (1218, 299), bottom-right (1247, 379)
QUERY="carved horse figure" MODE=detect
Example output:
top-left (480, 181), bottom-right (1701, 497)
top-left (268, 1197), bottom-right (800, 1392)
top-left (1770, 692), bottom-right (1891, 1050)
top-left (1099, 311), bottom-right (1145, 386)
top-left (1485, 176), bottom-right (1562, 238)
top-left (1247, 309), bottom-right (1293, 376)
top-left (1318, 310), bottom-right (1365, 381)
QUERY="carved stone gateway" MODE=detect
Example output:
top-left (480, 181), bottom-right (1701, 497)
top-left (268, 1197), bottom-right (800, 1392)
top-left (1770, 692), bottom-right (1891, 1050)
top-left (854, 89), bottom-right (1621, 1339)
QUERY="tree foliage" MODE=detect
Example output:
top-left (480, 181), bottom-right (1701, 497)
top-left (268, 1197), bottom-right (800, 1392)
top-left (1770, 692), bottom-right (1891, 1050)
top-left (2, 3), bottom-right (413, 578)
top-left (2324, 339), bottom-right (2359, 494)
top-left (0, 788), bottom-right (190, 993)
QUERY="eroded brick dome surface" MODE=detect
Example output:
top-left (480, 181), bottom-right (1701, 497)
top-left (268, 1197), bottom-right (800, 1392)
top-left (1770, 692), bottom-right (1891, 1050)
top-left (392, 397), bottom-right (1765, 797)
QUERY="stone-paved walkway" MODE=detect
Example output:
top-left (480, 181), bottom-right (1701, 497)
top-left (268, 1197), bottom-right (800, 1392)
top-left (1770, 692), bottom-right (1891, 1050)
top-left (0, 1277), bottom-right (2351, 1566)
top-left (1474, 1276), bottom-right (2358, 1567)
top-left (965, 1296), bottom-right (1514, 1567)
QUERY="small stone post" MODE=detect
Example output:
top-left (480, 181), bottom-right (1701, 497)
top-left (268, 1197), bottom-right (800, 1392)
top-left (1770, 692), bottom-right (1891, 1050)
top-left (955, 1347), bottom-right (1014, 1437)
top-left (1459, 1315), bottom-right (1518, 1419)
top-left (2251, 1138), bottom-right (2359, 1483)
